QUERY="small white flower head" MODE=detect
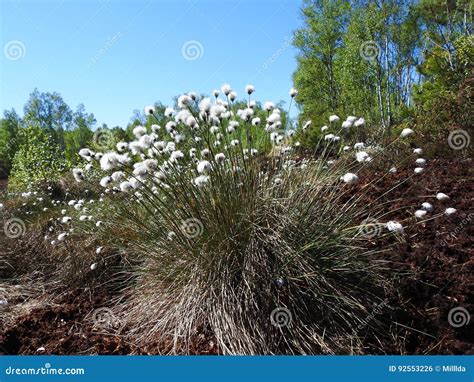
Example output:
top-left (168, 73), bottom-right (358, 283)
top-left (324, 133), bottom-right (335, 141)
top-left (329, 115), bottom-right (340, 123)
top-left (302, 120), bottom-right (312, 131)
top-left (100, 176), bottom-right (112, 188)
top-left (230, 139), bottom-right (240, 147)
top-left (212, 89), bottom-right (220, 98)
top-left (120, 181), bottom-right (133, 192)
top-left (133, 125), bottom-right (147, 138)
top-left (287, 129), bottom-right (295, 137)
top-left (400, 128), bottom-right (414, 138)
top-left (201, 148), bottom-right (210, 158)
top-left (151, 124), bottom-right (161, 133)
top-left (197, 160), bottom-right (212, 174)
top-left (62, 216), bottom-right (72, 224)
top-left (251, 117), bottom-right (261, 126)
top-left (96, 221), bottom-right (103, 227)
top-left (289, 88), bottom-right (298, 98)
top-left (421, 202), bottom-right (433, 211)
top-left (72, 168), bottom-right (84, 182)
top-left (111, 171), bottom-right (125, 182)
top-left (245, 84), bottom-right (255, 95)
top-left (79, 148), bottom-right (93, 161)
top-left (354, 118), bottom-right (365, 127)
top-left (90, 263), bottom-right (97, 271)
top-left (221, 83), bottom-right (232, 96)
top-left (321, 125), bottom-right (328, 132)
top-left (355, 151), bottom-right (369, 162)
top-left (144, 105), bottom-right (155, 115)
top-left (116, 142), bottom-right (128, 152)
top-left (61, 209), bottom-right (67, 215)
top-left (346, 116), bottom-right (357, 123)
top-left (445, 207), bottom-right (457, 215)
top-left (275, 135), bottom-right (284, 145)
top-left (194, 175), bottom-right (210, 187)
top-left (57, 232), bottom-right (68, 242)
top-left (177, 94), bottom-right (192, 109)
top-left (215, 153), bottom-right (226, 163)
top-left (170, 150), bottom-right (184, 162)
top-left (413, 148), bottom-right (423, 155)
top-left (341, 173), bottom-right (359, 185)
top-left (164, 107), bottom-right (174, 117)
top-left (79, 215), bottom-right (88, 221)
top-left (199, 97), bottom-right (212, 113)
top-left (389, 167), bottom-right (397, 173)
top-left (386, 220), bottom-right (404, 234)
top-left (264, 101), bottom-right (275, 111)
top-left (354, 142), bottom-right (365, 150)
top-left (229, 91), bottom-right (237, 101)
top-left (436, 192), bottom-right (449, 201)
top-left (414, 210), bottom-right (427, 218)
top-left (267, 113), bottom-right (281, 125)
top-left (415, 158), bottom-right (426, 166)
top-left (248, 100), bottom-right (256, 108)
top-left (274, 177), bottom-right (282, 185)
top-left (414, 167), bottom-right (424, 174)
top-left (342, 120), bottom-right (352, 129)
top-left (187, 92), bottom-right (197, 101)
top-left (343, 145), bottom-right (350, 152)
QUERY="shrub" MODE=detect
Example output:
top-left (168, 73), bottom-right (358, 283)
top-left (9, 126), bottom-right (68, 191)
top-left (61, 85), bottom-right (424, 354)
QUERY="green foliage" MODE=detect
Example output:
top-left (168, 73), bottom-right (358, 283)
top-left (9, 125), bottom-right (68, 190)
top-left (0, 109), bottom-right (22, 178)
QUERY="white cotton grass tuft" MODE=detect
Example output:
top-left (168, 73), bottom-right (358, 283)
top-left (245, 84), bottom-right (255, 94)
top-left (215, 153), bottom-right (226, 163)
top-left (421, 202), bottom-right (433, 211)
top-left (57, 232), bottom-right (68, 242)
top-left (436, 192), bottom-right (449, 200)
top-left (413, 148), bottom-right (423, 155)
top-left (341, 173), bottom-right (359, 185)
top-left (445, 208), bottom-right (457, 215)
top-left (329, 115), bottom-right (340, 123)
top-left (96, 246), bottom-right (103, 254)
top-left (144, 105), bottom-right (155, 115)
top-left (414, 210), bottom-right (427, 218)
top-left (62, 216), bottom-right (72, 224)
top-left (194, 175), bottom-right (209, 187)
top-left (415, 158), bottom-right (426, 166)
top-left (289, 88), bottom-right (298, 97)
top-left (400, 128), bottom-right (414, 138)
top-left (90, 263), bottom-right (98, 271)
top-left (197, 160), bottom-right (212, 174)
top-left (386, 221), bottom-right (404, 234)
top-left (221, 83), bottom-right (232, 96)
top-left (133, 125), bottom-right (147, 138)
top-left (414, 167), bottom-right (424, 174)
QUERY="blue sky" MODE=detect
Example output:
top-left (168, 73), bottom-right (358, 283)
top-left (1, 0), bottom-right (302, 128)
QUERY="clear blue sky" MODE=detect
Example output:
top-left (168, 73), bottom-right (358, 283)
top-left (1, 0), bottom-right (302, 128)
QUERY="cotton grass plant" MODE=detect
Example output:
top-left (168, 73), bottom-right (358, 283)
top-left (62, 84), bottom-right (447, 354)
